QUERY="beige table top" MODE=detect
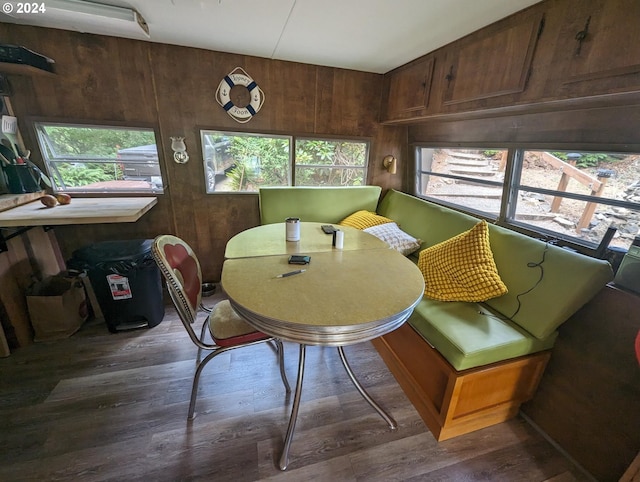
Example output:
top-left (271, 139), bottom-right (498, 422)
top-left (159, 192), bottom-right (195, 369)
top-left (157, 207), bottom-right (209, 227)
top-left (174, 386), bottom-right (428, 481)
top-left (0, 197), bottom-right (157, 227)
top-left (224, 222), bottom-right (387, 259)
top-left (222, 248), bottom-right (425, 346)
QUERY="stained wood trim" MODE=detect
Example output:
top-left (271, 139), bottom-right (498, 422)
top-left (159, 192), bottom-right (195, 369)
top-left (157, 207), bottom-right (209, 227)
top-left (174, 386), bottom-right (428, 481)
top-left (381, 89), bottom-right (640, 126)
top-left (564, 64), bottom-right (640, 84)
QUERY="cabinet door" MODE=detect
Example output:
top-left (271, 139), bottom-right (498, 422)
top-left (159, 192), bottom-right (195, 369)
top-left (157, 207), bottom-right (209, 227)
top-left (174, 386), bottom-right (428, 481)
top-left (442, 11), bottom-right (545, 107)
top-left (383, 56), bottom-right (435, 120)
top-left (546, 0), bottom-right (640, 98)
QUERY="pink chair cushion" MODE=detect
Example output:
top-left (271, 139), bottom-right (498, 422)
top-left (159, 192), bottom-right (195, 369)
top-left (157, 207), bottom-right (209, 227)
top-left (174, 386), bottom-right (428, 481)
top-left (162, 242), bottom-right (200, 311)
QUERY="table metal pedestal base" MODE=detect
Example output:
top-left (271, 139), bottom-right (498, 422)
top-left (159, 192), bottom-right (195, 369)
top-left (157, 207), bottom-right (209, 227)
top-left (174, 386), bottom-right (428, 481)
top-left (279, 344), bottom-right (397, 471)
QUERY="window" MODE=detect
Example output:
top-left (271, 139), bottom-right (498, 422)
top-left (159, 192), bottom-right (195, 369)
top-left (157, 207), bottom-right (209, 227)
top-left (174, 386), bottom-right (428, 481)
top-left (201, 131), bottom-right (290, 193)
top-left (416, 147), bottom-right (640, 251)
top-left (294, 138), bottom-right (368, 186)
top-left (201, 130), bottom-right (368, 192)
top-left (35, 123), bottom-right (162, 193)
top-left (417, 148), bottom-right (506, 216)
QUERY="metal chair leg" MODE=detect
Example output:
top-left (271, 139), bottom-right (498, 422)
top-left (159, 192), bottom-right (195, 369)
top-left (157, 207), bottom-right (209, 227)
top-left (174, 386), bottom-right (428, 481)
top-left (196, 318), bottom-right (208, 364)
top-left (188, 346), bottom-right (232, 420)
top-left (279, 344), bottom-right (306, 471)
top-left (189, 338), bottom-right (284, 420)
top-left (337, 346), bottom-right (397, 429)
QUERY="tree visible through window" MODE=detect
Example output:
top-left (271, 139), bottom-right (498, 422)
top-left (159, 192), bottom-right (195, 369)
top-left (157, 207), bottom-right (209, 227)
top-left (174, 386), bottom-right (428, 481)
top-left (35, 123), bottom-right (162, 193)
top-left (295, 139), bottom-right (367, 186)
top-left (201, 130), bottom-right (368, 192)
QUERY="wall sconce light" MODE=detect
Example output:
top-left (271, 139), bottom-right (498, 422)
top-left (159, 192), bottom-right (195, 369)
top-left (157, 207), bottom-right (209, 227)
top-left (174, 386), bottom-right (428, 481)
top-left (170, 136), bottom-right (189, 164)
top-left (383, 155), bottom-right (397, 174)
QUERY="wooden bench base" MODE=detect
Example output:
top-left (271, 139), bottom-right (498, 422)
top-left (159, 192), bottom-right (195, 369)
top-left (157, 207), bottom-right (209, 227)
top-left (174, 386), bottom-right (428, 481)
top-left (372, 322), bottom-right (551, 441)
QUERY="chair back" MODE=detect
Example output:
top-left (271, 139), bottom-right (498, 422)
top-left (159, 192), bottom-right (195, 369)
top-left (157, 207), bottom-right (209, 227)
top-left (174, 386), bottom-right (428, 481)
top-left (152, 235), bottom-right (203, 329)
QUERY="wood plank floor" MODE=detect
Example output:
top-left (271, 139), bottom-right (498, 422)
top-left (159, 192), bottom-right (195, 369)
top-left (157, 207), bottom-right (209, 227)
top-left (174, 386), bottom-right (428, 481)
top-left (0, 299), bottom-right (593, 481)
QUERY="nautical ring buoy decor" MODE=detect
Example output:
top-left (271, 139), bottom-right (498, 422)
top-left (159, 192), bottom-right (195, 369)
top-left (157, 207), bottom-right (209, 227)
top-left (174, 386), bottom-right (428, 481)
top-left (215, 67), bottom-right (265, 123)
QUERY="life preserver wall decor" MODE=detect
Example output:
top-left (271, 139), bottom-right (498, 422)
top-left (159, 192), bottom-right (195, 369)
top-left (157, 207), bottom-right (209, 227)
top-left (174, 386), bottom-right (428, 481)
top-left (215, 67), bottom-right (265, 123)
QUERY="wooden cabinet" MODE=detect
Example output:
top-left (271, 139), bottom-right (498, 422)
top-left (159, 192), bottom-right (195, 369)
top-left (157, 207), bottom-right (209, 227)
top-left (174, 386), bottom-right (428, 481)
top-left (440, 9), bottom-right (545, 109)
top-left (380, 6), bottom-right (547, 123)
top-left (380, 0), bottom-right (640, 125)
top-left (544, 0), bottom-right (640, 99)
top-left (380, 55), bottom-right (435, 122)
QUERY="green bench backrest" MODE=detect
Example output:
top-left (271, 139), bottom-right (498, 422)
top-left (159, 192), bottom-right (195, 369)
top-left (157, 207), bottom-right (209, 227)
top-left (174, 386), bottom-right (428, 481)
top-left (259, 186), bottom-right (382, 225)
top-left (378, 190), bottom-right (613, 340)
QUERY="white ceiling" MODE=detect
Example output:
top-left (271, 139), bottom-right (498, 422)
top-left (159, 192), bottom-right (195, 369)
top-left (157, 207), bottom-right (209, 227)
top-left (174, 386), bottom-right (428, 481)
top-left (1, 0), bottom-right (541, 74)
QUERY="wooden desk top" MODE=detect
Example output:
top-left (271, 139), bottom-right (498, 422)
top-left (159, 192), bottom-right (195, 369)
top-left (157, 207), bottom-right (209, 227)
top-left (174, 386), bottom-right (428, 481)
top-left (224, 222), bottom-right (387, 259)
top-left (0, 197), bottom-right (157, 227)
top-left (222, 249), bottom-right (424, 346)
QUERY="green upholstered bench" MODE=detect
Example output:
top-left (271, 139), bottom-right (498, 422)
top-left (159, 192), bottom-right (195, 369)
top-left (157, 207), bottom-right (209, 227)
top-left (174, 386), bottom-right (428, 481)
top-left (376, 190), bottom-right (612, 370)
top-left (259, 186), bottom-right (381, 225)
top-left (372, 190), bottom-right (613, 440)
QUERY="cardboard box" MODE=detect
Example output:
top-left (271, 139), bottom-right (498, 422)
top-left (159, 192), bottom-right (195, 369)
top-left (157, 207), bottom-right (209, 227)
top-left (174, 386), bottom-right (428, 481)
top-left (26, 274), bottom-right (88, 342)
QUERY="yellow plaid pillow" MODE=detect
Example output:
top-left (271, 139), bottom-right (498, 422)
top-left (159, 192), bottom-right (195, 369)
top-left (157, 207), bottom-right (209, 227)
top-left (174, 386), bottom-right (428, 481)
top-left (417, 220), bottom-right (507, 302)
top-left (339, 210), bottom-right (393, 230)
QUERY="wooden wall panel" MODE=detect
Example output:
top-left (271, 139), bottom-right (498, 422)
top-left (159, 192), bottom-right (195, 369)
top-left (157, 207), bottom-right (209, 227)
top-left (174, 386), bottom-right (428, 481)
top-left (0, 24), bottom-right (391, 282)
top-left (0, 26), bottom-right (158, 122)
top-left (522, 285), bottom-right (640, 481)
top-left (241, 56), bottom-right (318, 134)
top-left (369, 124), bottom-right (407, 194)
top-left (315, 67), bottom-right (382, 136)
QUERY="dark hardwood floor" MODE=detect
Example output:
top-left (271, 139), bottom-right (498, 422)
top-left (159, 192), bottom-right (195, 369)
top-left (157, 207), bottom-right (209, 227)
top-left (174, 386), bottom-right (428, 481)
top-left (0, 296), bottom-right (592, 481)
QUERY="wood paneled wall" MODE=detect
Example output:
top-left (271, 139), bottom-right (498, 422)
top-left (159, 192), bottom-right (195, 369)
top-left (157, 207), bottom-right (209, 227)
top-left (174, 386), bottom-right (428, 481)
top-left (522, 285), bottom-right (640, 481)
top-left (0, 24), bottom-right (405, 280)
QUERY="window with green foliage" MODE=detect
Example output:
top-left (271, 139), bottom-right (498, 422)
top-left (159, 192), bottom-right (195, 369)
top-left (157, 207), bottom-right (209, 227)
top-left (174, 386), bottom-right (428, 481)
top-left (201, 131), bottom-right (368, 192)
top-left (201, 131), bottom-right (290, 193)
top-left (294, 138), bottom-right (367, 186)
top-left (34, 123), bottom-right (162, 193)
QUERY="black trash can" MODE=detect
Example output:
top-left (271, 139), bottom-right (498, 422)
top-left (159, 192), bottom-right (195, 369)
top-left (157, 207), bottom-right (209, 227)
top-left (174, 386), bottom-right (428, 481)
top-left (69, 239), bottom-right (164, 333)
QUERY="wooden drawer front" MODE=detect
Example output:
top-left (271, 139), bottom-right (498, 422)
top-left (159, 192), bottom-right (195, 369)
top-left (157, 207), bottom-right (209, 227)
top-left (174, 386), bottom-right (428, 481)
top-left (451, 352), bottom-right (550, 420)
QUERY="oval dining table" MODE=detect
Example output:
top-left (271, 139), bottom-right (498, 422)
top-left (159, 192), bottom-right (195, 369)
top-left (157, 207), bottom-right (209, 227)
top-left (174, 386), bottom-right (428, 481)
top-left (222, 222), bottom-right (425, 470)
